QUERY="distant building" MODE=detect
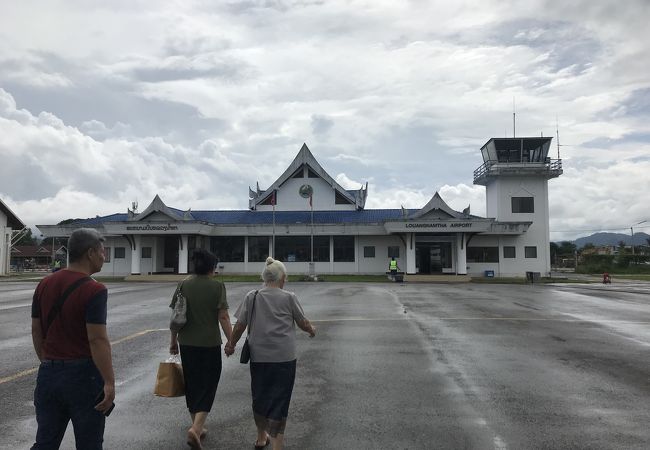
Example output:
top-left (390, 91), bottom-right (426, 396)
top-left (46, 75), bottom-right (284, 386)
top-left (11, 245), bottom-right (67, 271)
top-left (1, 198), bottom-right (25, 275)
top-left (38, 138), bottom-right (562, 277)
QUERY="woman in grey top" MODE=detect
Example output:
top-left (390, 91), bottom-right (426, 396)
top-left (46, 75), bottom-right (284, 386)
top-left (225, 257), bottom-right (315, 450)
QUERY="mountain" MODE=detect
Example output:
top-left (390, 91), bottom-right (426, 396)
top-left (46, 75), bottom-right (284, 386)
top-left (572, 232), bottom-right (650, 249)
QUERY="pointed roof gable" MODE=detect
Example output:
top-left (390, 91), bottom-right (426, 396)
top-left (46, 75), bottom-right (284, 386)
top-left (129, 195), bottom-right (193, 222)
top-left (249, 143), bottom-right (367, 210)
top-left (409, 192), bottom-right (465, 219)
top-left (1, 197), bottom-right (25, 229)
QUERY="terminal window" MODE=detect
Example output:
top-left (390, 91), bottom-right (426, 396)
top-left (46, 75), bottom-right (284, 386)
top-left (114, 247), bottom-right (126, 259)
top-left (334, 236), bottom-right (355, 262)
top-left (525, 246), bottom-right (537, 258)
top-left (363, 246), bottom-right (375, 258)
top-left (275, 236), bottom-right (329, 262)
top-left (142, 247), bottom-right (152, 258)
top-left (210, 236), bottom-right (245, 262)
top-left (511, 197), bottom-right (534, 213)
top-left (248, 236), bottom-right (270, 262)
top-left (467, 247), bottom-right (499, 263)
top-left (503, 246), bottom-right (516, 258)
top-left (387, 246), bottom-right (400, 258)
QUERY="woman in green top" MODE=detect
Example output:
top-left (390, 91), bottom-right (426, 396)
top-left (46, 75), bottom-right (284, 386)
top-left (169, 249), bottom-right (232, 449)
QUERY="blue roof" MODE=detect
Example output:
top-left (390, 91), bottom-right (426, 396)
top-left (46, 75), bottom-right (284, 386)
top-left (72, 209), bottom-right (418, 226)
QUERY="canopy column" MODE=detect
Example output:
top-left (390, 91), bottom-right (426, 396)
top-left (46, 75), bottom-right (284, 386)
top-left (131, 235), bottom-right (141, 275)
top-left (178, 234), bottom-right (189, 274)
top-left (456, 233), bottom-right (467, 275)
top-left (405, 232), bottom-right (416, 274)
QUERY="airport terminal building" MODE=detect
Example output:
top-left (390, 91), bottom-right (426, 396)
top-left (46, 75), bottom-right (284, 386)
top-left (37, 138), bottom-right (562, 277)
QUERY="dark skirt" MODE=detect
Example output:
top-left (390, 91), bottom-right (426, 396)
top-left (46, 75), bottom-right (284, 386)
top-left (180, 345), bottom-right (222, 413)
top-left (250, 360), bottom-right (297, 437)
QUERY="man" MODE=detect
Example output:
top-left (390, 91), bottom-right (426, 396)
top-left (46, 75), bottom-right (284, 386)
top-left (389, 257), bottom-right (398, 276)
top-left (31, 228), bottom-right (115, 449)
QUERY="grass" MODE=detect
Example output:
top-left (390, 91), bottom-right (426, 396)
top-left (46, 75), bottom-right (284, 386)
top-left (607, 274), bottom-right (650, 282)
top-left (470, 276), bottom-right (593, 284)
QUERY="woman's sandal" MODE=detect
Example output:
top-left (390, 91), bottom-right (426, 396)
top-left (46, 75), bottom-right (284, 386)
top-left (187, 428), bottom-right (203, 449)
top-left (254, 437), bottom-right (270, 449)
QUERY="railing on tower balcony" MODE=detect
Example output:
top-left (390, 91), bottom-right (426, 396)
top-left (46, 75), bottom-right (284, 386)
top-left (473, 158), bottom-right (563, 183)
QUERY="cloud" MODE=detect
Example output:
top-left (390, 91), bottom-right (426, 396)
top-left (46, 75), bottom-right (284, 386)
top-left (0, 1), bottom-right (649, 243)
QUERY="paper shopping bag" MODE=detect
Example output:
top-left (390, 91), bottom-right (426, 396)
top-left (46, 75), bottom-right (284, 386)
top-left (154, 357), bottom-right (185, 397)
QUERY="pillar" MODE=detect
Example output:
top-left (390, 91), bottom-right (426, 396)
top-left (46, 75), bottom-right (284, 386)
top-left (456, 232), bottom-right (467, 275)
top-left (178, 234), bottom-right (189, 274)
top-left (329, 236), bottom-right (334, 273)
top-left (131, 235), bottom-right (141, 275)
top-left (405, 232), bottom-right (416, 274)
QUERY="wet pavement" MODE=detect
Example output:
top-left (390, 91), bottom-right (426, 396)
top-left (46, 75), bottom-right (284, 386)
top-left (1, 280), bottom-right (649, 449)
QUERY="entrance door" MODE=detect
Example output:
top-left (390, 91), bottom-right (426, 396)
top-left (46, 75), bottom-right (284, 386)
top-left (163, 236), bottom-right (179, 273)
top-left (416, 242), bottom-right (452, 274)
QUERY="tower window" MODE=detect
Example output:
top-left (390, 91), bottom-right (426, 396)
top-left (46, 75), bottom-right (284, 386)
top-left (525, 246), bottom-right (537, 258)
top-left (511, 197), bottom-right (534, 213)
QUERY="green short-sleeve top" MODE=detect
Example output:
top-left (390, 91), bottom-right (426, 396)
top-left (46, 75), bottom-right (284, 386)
top-left (170, 275), bottom-right (228, 347)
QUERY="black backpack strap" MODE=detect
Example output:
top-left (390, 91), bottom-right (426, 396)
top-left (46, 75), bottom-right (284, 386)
top-left (44, 276), bottom-right (92, 338)
top-left (246, 290), bottom-right (259, 335)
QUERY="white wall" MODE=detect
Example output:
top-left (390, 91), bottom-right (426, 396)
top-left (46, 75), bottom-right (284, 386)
top-left (485, 176), bottom-right (551, 275)
top-left (357, 235), bottom-right (405, 274)
top-left (99, 237), bottom-right (131, 276)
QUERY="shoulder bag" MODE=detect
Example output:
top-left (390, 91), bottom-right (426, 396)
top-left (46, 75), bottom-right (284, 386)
top-left (169, 279), bottom-right (189, 332)
top-left (43, 276), bottom-right (91, 338)
top-left (240, 290), bottom-right (258, 364)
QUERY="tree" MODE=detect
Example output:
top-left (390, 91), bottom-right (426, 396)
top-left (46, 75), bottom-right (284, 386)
top-left (41, 237), bottom-right (65, 247)
top-left (558, 241), bottom-right (577, 255)
top-left (550, 242), bottom-right (559, 265)
top-left (14, 227), bottom-right (37, 246)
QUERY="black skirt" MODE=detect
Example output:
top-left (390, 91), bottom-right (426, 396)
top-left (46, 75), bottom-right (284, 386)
top-left (250, 360), bottom-right (296, 437)
top-left (179, 345), bottom-right (222, 413)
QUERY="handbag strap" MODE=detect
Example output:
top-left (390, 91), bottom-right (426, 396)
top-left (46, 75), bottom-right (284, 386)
top-left (43, 276), bottom-right (91, 338)
top-left (246, 290), bottom-right (259, 335)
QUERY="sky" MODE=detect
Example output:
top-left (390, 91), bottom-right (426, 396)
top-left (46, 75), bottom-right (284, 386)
top-left (1, 0), bottom-right (649, 242)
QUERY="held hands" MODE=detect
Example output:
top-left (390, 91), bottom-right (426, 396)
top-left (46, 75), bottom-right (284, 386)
top-left (224, 341), bottom-right (235, 357)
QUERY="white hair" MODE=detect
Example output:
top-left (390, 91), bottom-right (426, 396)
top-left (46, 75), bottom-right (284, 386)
top-left (262, 257), bottom-right (287, 284)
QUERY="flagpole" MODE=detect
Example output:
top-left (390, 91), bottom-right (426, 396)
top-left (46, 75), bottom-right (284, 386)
top-left (310, 193), bottom-right (314, 265)
top-left (272, 191), bottom-right (276, 258)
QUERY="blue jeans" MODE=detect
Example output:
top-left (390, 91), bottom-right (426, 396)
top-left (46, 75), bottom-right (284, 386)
top-left (32, 359), bottom-right (105, 450)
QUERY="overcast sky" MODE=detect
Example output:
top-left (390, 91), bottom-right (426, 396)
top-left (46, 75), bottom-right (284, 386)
top-left (1, 0), bottom-right (649, 241)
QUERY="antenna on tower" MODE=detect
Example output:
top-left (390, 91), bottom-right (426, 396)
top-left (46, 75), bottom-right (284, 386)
top-left (131, 200), bottom-right (138, 213)
top-left (513, 97), bottom-right (516, 138)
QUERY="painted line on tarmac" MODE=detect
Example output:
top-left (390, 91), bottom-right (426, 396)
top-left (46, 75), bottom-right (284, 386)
top-left (0, 328), bottom-right (168, 385)
top-left (110, 328), bottom-right (167, 345)
top-left (311, 317), bottom-right (650, 323)
top-left (0, 367), bottom-right (38, 385)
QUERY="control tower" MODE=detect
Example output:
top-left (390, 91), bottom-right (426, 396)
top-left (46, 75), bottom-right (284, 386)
top-left (473, 137), bottom-right (562, 276)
